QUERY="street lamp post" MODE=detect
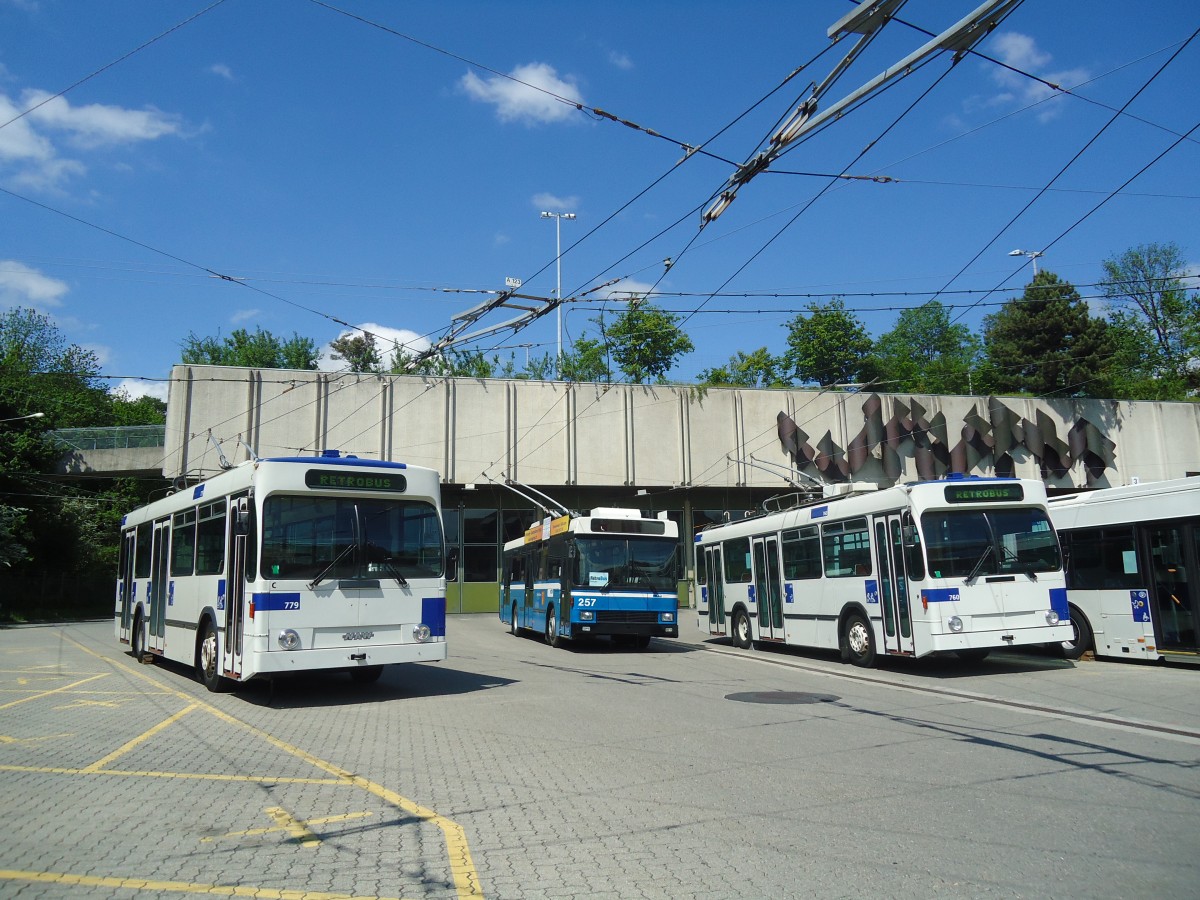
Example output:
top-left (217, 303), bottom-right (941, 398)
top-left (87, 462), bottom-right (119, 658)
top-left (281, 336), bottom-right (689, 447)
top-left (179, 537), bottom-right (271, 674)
top-left (540, 210), bottom-right (576, 378)
top-left (1008, 248), bottom-right (1044, 275)
top-left (0, 412), bottom-right (45, 425)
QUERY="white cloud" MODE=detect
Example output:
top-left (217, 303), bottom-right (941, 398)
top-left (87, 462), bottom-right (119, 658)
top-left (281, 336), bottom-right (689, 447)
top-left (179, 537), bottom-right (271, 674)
top-left (982, 32), bottom-right (1090, 122)
top-left (600, 278), bottom-right (656, 304)
top-left (460, 62), bottom-right (583, 125)
top-left (231, 308), bottom-right (261, 323)
top-left (22, 90), bottom-right (183, 148)
top-left (82, 342), bottom-right (113, 366)
top-left (0, 87), bottom-right (184, 188)
top-left (608, 50), bottom-right (634, 71)
top-left (318, 323), bottom-right (430, 372)
top-left (113, 377), bottom-right (170, 402)
top-left (532, 192), bottom-right (579, 212)
top-left (208, 63), bottom-right (234, 82)
top-left (0, 260), bottom-right (68, 309)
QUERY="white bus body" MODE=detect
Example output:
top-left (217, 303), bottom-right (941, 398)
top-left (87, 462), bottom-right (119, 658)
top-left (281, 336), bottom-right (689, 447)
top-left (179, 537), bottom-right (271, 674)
top-left (115, 452), bottom-right (448, 690)
top-left (1048, 476), bottom-right (1200, 663)
top-left (696, 477), bottom-right (1073, 666)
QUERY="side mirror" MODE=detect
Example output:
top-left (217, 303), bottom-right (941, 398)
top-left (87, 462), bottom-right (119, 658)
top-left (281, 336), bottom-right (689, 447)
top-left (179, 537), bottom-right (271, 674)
top-left (235, 497), bottom-right (250, 534)
top-left (446, 547), bottom-right (459, 582)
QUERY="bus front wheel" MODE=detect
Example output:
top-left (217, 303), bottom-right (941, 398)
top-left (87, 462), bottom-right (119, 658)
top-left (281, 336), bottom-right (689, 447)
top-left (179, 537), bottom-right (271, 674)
top-left (197, 620), bottom-right (231, 693)
top-left (545, 607), bottom-right (562, 648)
top-left (843, 613), bottom-right (876, 668)
top-left (1059, 607), bottom-right (1093, 661)
top-left (510, 604), bottom-right (520, 637)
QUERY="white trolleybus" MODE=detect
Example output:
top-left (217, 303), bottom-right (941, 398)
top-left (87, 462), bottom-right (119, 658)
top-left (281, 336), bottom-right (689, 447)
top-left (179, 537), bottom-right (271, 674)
top-left (695, 476), bottom-right (1073, 666)
top-left (501, 508), bottom-right (681, 648)
top-left (1048, 476), bottom-right (1200, 663)
top-left (116, 451), bottom-right (450, 690)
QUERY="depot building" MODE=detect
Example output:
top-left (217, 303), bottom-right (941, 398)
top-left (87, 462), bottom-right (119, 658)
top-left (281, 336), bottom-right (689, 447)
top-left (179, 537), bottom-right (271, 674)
top-left (162, 364), bottom-right (1200, 613)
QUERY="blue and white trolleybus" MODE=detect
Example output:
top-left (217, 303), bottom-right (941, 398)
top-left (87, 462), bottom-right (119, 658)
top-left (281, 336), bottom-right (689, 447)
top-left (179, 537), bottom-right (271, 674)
top-left (500, 508), bottom-right (681, 648)
top-left (695, 476), bottom-right (1073, 666)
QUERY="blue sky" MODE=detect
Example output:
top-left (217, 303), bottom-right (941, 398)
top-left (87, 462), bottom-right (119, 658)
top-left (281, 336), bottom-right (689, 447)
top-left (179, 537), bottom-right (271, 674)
top-left (2, 0), bottom-right (1197, 400)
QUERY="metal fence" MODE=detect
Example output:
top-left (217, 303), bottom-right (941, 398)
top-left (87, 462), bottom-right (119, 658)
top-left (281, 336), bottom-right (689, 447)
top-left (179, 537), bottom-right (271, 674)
top-left (51, 425), bottom-right (166, 451)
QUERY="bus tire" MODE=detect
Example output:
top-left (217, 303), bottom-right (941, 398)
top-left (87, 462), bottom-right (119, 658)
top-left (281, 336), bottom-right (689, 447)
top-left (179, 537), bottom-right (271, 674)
top-left (510, 604), bottom-right (520, 637)
top-left (843, 612), bottom-right (876, 668)
top-left (197, 619), bottom-right (231, 693)
top-left (631, 635), bottom-right (652, 650)
top-left (545, 606), bottom-right (562, 648)
top-left (1059, 606), bottom-right (1093, 661)
top-left (350, 665), bottom-right (383, 684)
top-left (731, 608), bottom-right (753, 649)
top-left (130, 611), bottom-right (145, 660)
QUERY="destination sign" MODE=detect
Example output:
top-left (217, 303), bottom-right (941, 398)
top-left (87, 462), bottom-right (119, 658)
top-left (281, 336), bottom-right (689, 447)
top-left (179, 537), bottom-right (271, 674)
top-left (304, 470), bottom-right (407, 492)
top-left (943, 483), bottom-right (1024, 503)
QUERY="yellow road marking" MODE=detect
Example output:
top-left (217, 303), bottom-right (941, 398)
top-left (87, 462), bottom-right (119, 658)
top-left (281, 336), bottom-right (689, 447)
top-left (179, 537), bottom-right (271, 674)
top-left (0, 673), bottom-right (108, 711)
top-left (65, 636), bottom-right (484, 899)
top-left (0, 732), bottom-right (72, 745)
top-left (54, 697), bottom-right (130, 709)
top-left (265, 806), bottom-right (321, 848)
top-left (81, 704), bottom-right (198, 773)
top-left (0, 869), bottom-right (415, 899)
top-left (0, 764), bottom-right (348, 784)
top-left (203, 811), bottom-right (373, 843)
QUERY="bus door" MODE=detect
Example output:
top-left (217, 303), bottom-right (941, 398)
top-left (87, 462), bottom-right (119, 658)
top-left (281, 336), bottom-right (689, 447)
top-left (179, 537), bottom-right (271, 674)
top-left (875, 514), bottom-right (914, 656)
top-left (752, 536), bottom-right (785, 642)
top-left (118, 529), bottom-right (136, 643)
top-left (703, 545), bottom-right (726, 636)
top-left (1144, 521), bottom-right (1198, 654)
top-left (222, 496), bottom-right (248, 681)
top-left (148, 519), bottom-right (170, 653)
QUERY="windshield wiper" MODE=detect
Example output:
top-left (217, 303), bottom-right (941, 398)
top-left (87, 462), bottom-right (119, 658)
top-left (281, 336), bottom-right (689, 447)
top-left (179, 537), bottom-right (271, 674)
top-left (308, 542), bottom-right (356, 589)
top-left (964, 544), bottom-right (994, 586)
top-left (999, 545), bottom-right (1038, 581)
top-left (380, 558), bottom-right (408, 588)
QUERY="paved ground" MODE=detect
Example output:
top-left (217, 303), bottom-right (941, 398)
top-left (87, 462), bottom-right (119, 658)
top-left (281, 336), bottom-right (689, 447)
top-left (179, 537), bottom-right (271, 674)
top-left (2, 615), bottom-right (1199, 899)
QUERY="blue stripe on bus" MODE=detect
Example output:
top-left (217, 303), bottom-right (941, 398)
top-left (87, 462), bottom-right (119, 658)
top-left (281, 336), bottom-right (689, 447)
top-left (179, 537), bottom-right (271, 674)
top-left (192, 484), bottom-right (205, 500)
top-left (253, 592), bottom-right (301, 611)
top-left (422, 597), bottom-right (446, 636)
top-left (922, 588), bottom-right (962, 603)
top-left (1050, 587), bottom-right (1069, 621)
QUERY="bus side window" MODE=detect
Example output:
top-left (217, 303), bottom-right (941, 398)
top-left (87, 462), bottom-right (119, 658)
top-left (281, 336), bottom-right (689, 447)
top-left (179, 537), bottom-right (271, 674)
top-left (781, 526), bottom-right (821, 580)
top-left (822, 518), bottom-right (871, 578)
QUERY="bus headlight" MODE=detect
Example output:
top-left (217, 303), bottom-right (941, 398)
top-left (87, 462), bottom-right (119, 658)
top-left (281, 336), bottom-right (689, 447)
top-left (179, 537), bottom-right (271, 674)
top-left (278, 629), bottom-right (301, 651)
top-left (1046, 610), bottom-right (1060, 625)
top-left (579, 610), bottom-right (595, 621)
top-left (661, 612), bottom-right (675, 623)
top-left (413, 624), bottom-right (432, 643)
top-left (948, 616), bottom-right (964, 634)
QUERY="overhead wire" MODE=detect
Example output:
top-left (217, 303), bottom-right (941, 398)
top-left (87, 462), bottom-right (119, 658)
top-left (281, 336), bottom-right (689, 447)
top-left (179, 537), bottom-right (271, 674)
top-left (944, 23), bottom-right (1200, 324)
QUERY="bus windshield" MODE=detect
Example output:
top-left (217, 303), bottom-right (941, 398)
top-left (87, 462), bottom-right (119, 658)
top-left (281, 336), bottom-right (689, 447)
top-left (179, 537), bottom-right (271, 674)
top-left (920, 508), bottom-right (1060, 579)
top-left (573, 535), bottom-right (679, 592)
top-left (261, 495), bottom-right (444, 582)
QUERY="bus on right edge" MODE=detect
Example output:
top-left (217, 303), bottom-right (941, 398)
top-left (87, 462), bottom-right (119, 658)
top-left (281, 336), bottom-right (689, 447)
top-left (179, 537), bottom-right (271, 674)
top-left (1048, 476), bottom-right (1199, 663)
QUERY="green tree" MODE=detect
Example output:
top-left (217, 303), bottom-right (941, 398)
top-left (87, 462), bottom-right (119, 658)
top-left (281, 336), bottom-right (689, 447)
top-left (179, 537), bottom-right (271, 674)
top-left (599, 301), bottom-right (694, 384)
top-left (0, 308), bottom-right (161, 598)
top-left (329, 331), bottom-right (382, 373)
top-left (1101, 242), bottom-right (1199, 397)
top-left (181, 327), bottom-right (319, 369)
top-left (869, 301), bottom-right (981, 394)
top-left (780, 298), bottom-right (873, 387)
top-left (697, 347), bottom-right (784, 388)
top-left (981, 271), bottom-right (1112, 397)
